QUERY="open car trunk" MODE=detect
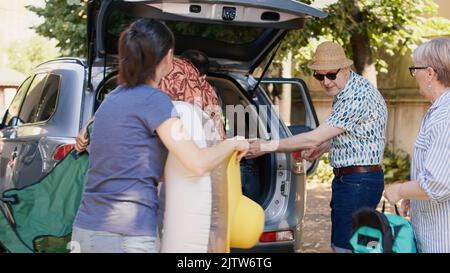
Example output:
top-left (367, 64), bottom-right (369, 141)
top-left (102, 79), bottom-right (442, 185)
top-left (87, 0), bottom-right (326, 73)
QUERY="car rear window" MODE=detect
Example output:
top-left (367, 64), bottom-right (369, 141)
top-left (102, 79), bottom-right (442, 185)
top-left (18, 74), bottom-right (60, 124)
top-left (166, 21), bottom-right (264, 44)
top-left (104, 10), bottom-right (265, 55)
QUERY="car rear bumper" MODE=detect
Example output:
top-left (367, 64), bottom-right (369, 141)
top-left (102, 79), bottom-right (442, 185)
top-left (231, 241), bottom-right (295, 253)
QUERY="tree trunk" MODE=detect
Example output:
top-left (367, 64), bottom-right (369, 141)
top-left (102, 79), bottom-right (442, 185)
top-left (349, 0), bottom-right (378, 87)
top-left (350, 32), bottom-right (377, 87)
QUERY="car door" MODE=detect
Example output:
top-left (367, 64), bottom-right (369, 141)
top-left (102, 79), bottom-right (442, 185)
top-left (259, 78), bottom-right (320, 172)
top-left (258, 78), bottom-right (320, 251)
top-left (0, 76), bottom-right (34, 194)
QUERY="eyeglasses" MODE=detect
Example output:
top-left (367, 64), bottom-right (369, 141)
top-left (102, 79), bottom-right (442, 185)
top-left (313, 69), bottom-right (341, 81)
top-left (408, 66), bottom-right (428, 77)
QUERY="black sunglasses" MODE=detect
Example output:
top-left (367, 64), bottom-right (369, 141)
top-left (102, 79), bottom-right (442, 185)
top-left (408, 66), bottom-right (428, 77)
top-left (313, 69), bottom-right (341, 81)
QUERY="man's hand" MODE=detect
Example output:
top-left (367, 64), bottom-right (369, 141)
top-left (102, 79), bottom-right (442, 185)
top-left (245, 139), bottom-right (270, 159)
top-left (301, 141), bottom-right (330, 161)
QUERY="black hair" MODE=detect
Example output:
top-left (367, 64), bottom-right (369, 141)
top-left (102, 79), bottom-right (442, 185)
top-left (118, 19), bottom-right (175, 88)
top-left (180, 49), bottom-right (209, 76)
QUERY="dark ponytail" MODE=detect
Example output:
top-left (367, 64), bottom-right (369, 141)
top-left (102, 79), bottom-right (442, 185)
top-left (118, 19), bottom-right (175, 88)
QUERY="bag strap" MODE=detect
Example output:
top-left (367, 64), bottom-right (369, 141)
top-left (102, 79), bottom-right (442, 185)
top-left (378, 211), bottom-right (395, 253)
top-left (382, 200), bottom-right (400, 216)
top-left (392, 225), bottom-right (402, 239)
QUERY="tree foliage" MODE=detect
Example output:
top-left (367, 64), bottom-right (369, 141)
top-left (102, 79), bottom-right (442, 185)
top-left (281, 0), bottom-right (450, 75)
top-left (383, 148), bottom-right (411, 184)
top-left (27, 0), bottom-right (450, 76)
top-left (27, 0), bottom-right (87, 57)
top-left (307, 147), bottom-right (411, 184)
top-left (307, 154), bottom-right (334, 184)
top-left (7, 35), bottom-right (60, 74)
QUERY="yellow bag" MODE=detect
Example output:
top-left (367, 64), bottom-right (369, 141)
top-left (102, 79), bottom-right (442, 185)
top-left (226, 152), bottom-right (265, 252)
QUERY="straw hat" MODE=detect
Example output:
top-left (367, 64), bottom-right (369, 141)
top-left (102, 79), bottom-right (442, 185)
top-left (307, 41), bottom-right (353, 70)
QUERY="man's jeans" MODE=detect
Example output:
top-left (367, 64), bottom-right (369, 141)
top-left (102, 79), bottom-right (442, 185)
top-left (240, 159), bottom-right (260, 201)
top-left (70, 226), bottom-right (157, 253)
top-left (330, 170), bottom-right (384, 251)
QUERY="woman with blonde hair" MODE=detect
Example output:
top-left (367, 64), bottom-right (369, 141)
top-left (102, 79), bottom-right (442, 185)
top-left (384, 37), bottom-right (450, 253)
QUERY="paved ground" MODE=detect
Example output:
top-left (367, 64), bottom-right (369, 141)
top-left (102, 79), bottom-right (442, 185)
top-left (299, 182), bottom-right (398, 253)
top-left (300, 182), bottom-right (333, 253)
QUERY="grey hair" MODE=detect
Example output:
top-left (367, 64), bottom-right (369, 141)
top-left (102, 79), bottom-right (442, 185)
top-left (413, 38), bottom-right (450, 87)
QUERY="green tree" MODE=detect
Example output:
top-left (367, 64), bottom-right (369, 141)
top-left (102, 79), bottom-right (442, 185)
top-left (383, 148), bottom-right (411, 184)
top-left (7, 35), bottom-right (60, 74)
top-left (282, 0), bottom-right (450, 85)
top-left (27, 0), bottom-right (450, 83)
top-left (27, 0), bottom-right (87, 57)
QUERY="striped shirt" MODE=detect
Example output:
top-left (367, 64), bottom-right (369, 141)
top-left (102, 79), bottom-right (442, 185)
top-left (410, 90), bottom-right (450, 253)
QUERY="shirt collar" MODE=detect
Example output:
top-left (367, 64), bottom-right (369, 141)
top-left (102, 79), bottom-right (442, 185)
top-left (429, 89), bottom-right (450, 110)
top-left (335, 71), bottom-right (355, 100)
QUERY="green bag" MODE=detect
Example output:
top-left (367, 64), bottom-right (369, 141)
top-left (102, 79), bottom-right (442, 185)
top-left (350, 202), bottom-right (417, 253)
top-left (0, 150), bottom-right (89, 253)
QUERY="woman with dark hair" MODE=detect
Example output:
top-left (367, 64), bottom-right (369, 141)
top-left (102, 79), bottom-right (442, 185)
top-left (71, 19), bottom-right (248, 253)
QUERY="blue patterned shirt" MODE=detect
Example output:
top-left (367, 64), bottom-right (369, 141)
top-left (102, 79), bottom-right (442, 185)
top-left (326, 71), bottom-right (387, 168)
top-left (409, 90), bottom-right (450, 253)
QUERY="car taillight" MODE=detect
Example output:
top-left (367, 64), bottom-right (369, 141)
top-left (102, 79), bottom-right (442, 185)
top-left (52, 144), bottom-right (75, 161)
top-left (259, 230), bottom-right (294, 242)
top-left (291, 151), bottom-right (306, 174)
top-left (292, 151), bottom-right (302, 161)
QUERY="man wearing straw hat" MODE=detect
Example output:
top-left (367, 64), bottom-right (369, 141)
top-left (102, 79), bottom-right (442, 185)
top-left (247, 41), bottom-right (388, 252)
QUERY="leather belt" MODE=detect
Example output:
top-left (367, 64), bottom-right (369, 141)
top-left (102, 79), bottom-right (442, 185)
top-left (333, 165), bottom-right (382, 177)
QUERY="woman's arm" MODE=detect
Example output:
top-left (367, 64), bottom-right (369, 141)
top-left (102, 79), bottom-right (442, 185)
top-left (384, 181), bottom-right (430, 205)
top-left (385, 122), bottom-right (450, 205)
top-left (157, 118), bottom-right (248, 176)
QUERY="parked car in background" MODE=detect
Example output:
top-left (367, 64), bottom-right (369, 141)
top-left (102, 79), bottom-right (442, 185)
top-left (0, 0), bottom-right (326, 252)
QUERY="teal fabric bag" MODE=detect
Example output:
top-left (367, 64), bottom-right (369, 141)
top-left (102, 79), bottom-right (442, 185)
top-left (350, 202), bottom-right (417, 253)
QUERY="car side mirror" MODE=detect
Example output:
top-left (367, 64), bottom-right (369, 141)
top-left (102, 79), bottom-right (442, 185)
top-left (288, 125), bottom-right (312, 135)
